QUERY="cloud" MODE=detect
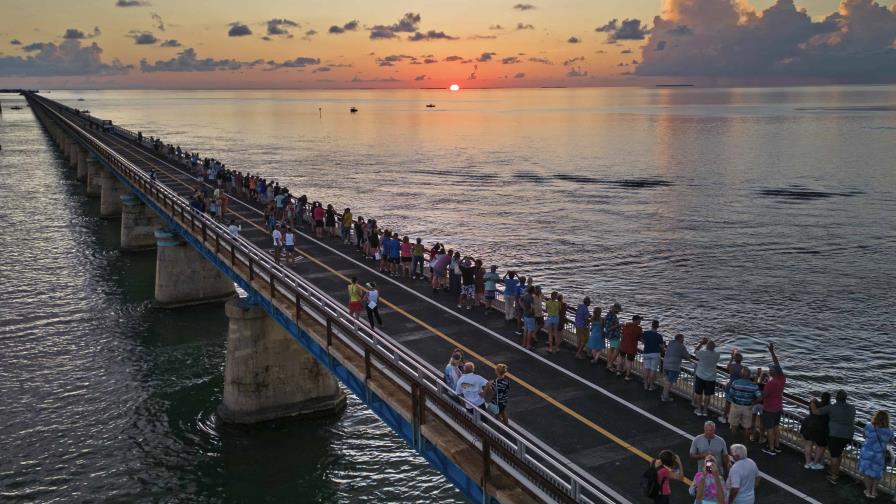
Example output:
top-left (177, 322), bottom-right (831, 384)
top-left (267, 18), bottom-right (298, 36)
top-left (151, 12), bottom-right (165, 31)
top-left (115, 0), bottom-right (149, 6)
top-left (566, 67), bottom-right (588, 77)
top-left (302, 29), bottom-right (317, 41)
top-left (514, 72), bottom-right (526, 78)
top-left (414, 74), bottom-right (428, 80)
top-left (10, 39), bottom-right (22, 45)
top-left (63, 29), bottom-right (86, 40)
top-left (444, 55), bottom-right (464, 61)
top-left (128, 31), bottom-right (158, 45)
top-left (160, 39), bottom-right (181, 47)
top-left (350, 75), bottom-right (400, 82)
top-left (620, 48), bottom-right (632, 54)
top-left (501, 56), bottom-right (520, 64)
top-left (637, 0), bottom-right (896, 83)
top-left (0, 39), bottom-right (130, 76)
top-left (489, 24), bottom-right (504, 30)
top-left (528, 56), bottom-right (552, 64)
top-left (469, 34), bottom-right (497, 40)
top-left (370, 12), bottom-right (421, 39)
top-left (329, 20), bottom-right (359, 34)
top-left (477, 52), bottom-right (496, 62)
top-left (140, 48), bottom-right (252, 72)
top-left (408, 30), bottom-right (458, 41)
top-left (423, 57), bottom-right (437, 64)
top-left (516, 22), bottom-right (535, 30)
top-left (266, 56), bottom-right (321, 69)
top-left (567, 36), bottom-right (580, 43)
top-left (261, 36), bottom-right (272, 41)
top-left (513, 3), bottom-right (536, 10)
top-left (595, 18), bottom-right (649, 42)
top-left (312, 66), bottom-right (330, 73)
top-left (562, 56), bottom-right (584, 66)
top-left (228, 22), bottom-right (252, 37)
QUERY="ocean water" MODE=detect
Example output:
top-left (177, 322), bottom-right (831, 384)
top-left (1, 86), bottom-right (895, 501)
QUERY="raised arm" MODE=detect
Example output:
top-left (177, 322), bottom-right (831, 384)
top-left (768, 342), bottom-right (780, 368)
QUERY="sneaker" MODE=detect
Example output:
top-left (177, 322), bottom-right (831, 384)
top-left (694, 408), bottom-right (704, 416)
top-left (457, 304), bottom-right (462, 309)
top-left (826, 476), bottom-right (838, 485)
top-left (514, 330), bottom-right (523, 336)
top-left (774, 447), bottom-right (783, 454)
top-left (810, 463), bottom-right (825, 470)
top-left (804, 463), bottom-right (812, 469)
top-left (762, 447), bottom-right (777, 456)
top-left (661, 396), bottom-right (674, 402)
top-left (701, 410), bottom-right (709, 417)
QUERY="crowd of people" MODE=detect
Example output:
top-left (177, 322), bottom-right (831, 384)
top-left (136, 129), bottom-right (894, 502)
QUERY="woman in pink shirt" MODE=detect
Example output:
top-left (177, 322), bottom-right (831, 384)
top-left (400, 236), bottom-right (413, 279)
top-left (651, 450), bottom-right (684, 504)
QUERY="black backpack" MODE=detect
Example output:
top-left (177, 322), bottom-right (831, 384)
top-left (641, 460), bottom-right (663, 499)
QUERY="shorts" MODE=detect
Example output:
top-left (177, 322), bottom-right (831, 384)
top-left (401, 256), bottom-right (411, 263)
top-left (485, 290), bottom-right (496, 300)
top-left (621, 351), bottom-right (637, 362)
top-left (274, 245), bottom-right (283, 255)
top-left (664, 370), bottom-right (680, 384)
top-left (729, 403), bottom-right (753, 429)
top-left (348, 301), bottom-right (363, 314)
top-left (389, 256), bottom-right (400, 264)
top-left (461, 284), bottom-right (475, 297)
top-left (314, 219), bottom-right (323, 227)
top-left (546, 315), bottom-right (560, 328)
top-left (434, 269), bottom-right (445, 278)
top-left (694, 377), bottom-right (716, 396)
top-left (642, 353), bottom-right (660, 372)
top-left (761, 410), bottom-right (782, 430)
top-left (608, 338), bottom-right (620, 349)
top-left (575, 327), bottom-right (588, 347)
top-left (285, 245), bottom-right (295, 252)
top-left (524, 317), bottom-right (536, 332)
top-left (828, 436), bottom-right (851, 458)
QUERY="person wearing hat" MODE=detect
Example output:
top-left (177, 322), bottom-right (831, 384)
top-left (363, 281), bottom-right (382, 329)
top-left (619, 314), bottom-right (643, 381)
top-left (760, 342), bottom-right (786, 456)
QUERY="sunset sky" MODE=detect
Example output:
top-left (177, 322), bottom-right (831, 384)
top-left (1, 0), bottom-right (894, 89)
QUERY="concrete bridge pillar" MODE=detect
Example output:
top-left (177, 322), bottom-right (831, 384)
top-left (99, 167), bottom-right (126, 218)
top-left (67, 140), bottom-right (78, 169)
top-left (76, 147), bottom-right (88, 182)
top-left (153, 229), bottom-right (234, 307)
top-left (120, 194), bottom-right (161, 251)
top-left (218, 297), bottom-right (345, 424)
top-left (85, 155), bottom-right (102, 197)
top-left (61, 136), bottom-right (70, 160)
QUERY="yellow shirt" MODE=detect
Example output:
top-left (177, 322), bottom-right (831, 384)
top-left (348, 284), bottom-right (363, 302)
top-left (545, 300), bottom-right (561, 317)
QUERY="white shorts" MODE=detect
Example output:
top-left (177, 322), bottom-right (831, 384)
top-left (642, 353), bottom-right (661, 372)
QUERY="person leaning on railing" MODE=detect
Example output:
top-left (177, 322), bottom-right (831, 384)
top-left (814, 389), bottom-right (856, 485)
top-left (856, 410), bottom-right (892, 499)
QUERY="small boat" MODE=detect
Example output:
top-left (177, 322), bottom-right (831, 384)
top-left (349, 107), bottom-right (358, 113)
top-left (10, 105), bottom-right (22, 110)
top-left (426, 104), bottom-right (436, 108)
top-left (77, 98), bottom-right (85, 101)
top-left (80, 109), bottom-right (90, 114)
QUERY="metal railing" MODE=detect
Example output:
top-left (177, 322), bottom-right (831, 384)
top-left (29, 92), bottom-right (628, 504)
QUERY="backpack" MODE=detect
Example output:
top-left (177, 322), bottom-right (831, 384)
top-left (641, 460), bottom-right (663, 499)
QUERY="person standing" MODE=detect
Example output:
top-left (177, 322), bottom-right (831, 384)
top-left (691, 454), bottom-right (726, 504)
top-left (800, 392), bottom-right (830, 470)
top-left (726, 368), bottom-right (762, 444)
top-left (284, 227), bottom-right (296, 264)
top-left (641, 319), bottom-right (664, 390)
top-left (483, 266), bottom-right (500, 314)
top-left (689, 421), bottom-right (731, 475)
top-left (857, 411), bottom-right (892, 499)
top-left (693, 338), bottom-right (721, 417)
top-left (604, 303), bottom-right (622, 372)
top-left (411, 238), bottom-right (426, 280)
top-left (502, 271), bottom-right (520, 324)
top-left (650, 450), bottom-right (685, 504)
top-left (720, 350), bottom-right (744, 425)
top-left (619, 315), bottom-right (643, 381)
top-left (454, 362), bottom-right (490, 411)
top-left (491, 363), bottom-right (510, 425)
top-left (272, 224), bottom-right (283, 265)
top-left (816, 389), bottom-right (856, 485)
top-left (760, 343), bottom-right (786, 456)
top-left (726, 444), bottom-right (759, 504)
top-left (520, 286), bottom-right (537, 349)
top-left (661, 333), bottom-right (687, 402)
top-left (444, 350), bottom-right (464, 392)
top-left (458, 256), bottom-right (476, 310)
top-left (341, 207), bottom-right (353, 244)
top-left (363, 282), bottom-right (383, 329)
top-left (347, 277), bottom-right (364, 322)
top-left (574, 297), bottom-right (591, 360)
top-left (587, 306), bottom-right (605, 363)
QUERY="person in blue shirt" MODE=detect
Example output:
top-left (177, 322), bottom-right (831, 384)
top-left (641, 320), bottom-right (665, 392)
top-left (502, 272), bottom-right (519, 324)
top-left (574, 297), bottom-right (591, 359)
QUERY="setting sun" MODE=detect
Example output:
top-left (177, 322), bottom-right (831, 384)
top-left (449, 84), bottom-right (460, 92)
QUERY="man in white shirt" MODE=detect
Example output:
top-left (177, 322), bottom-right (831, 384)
top-left (726, 444), bottom-right (759, 504)
top-left (272, 224), bottom-right (283, 264)
top-left (284, 227), bottom-right (296, 263)
top-left (454, 362), bottom-right (490, 410)
top-left (228, 219), bottom-right (240, 237)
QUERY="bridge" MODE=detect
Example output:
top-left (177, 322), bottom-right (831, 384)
top-left (23, 92), bottom-right (892, 504)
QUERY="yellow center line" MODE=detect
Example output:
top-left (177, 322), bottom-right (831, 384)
top-left (108, 135), bottom-right (687, 477)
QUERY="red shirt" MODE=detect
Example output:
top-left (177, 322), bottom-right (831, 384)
top-left (762, 374), bottom-right (786, 412)
top-left (620, 322), bottom-right (642, 354)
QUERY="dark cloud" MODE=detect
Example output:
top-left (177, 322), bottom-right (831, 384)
top-left (501, 56), bottom-right (520, 64)
top-left (0, 39), bottom-right (131, 76)
top-left (312, 66), bottom-right (330, 73)
top-left (423, 58), bottom-right (437, 64)
top-left (302, 29), bottom-right (317, 41)
top-left (266, 56), bottom-right (321, 69)
top-left (567, 36), bottom-right (580, 43)
top-left (513, 4), bottom-right (536, 10)
top-left (329, 20), bottom-right (359, 34)
top-left (160, 39), bottom-right (181, 47)
top-left (489, 24), bottom-right (504, 30)
top-left (566, 67), bottom-right (588, 77)
top-left (595, 18), bottom-right (649, 42)
top-left (63, 29), bottom-right (86, 40)
top-left (267, 18), bottom-right (298, 36)
top-left (469, 34), bottom-right (497, 39)
top-left (378, 61), bottom-right (394, 66)
top-left (477, 52), bottom-right (496, 62)
top-left (261, 36), bottom-right (272, 41)
top-left (444, 55), bottom-right (463, 62)
top-left (514, 72), bottom-right (525, 78)
top-left (350, 75), bottom-right (400, 82)
top-left (115, 0), bottom-right (149, 6)
top-left (140, 48), bottom-right (251, 72)
top-left (516, 22), bottom-right (535, 30)
top-left (637, 0), bottom-right (896, 83)
top-left (528, 56), bottom-right (552, 64)
top-left (408, 30), bottom-right (458, 41)
top-left (414, 74), bottom-right (428, 80)
top-left (369, 12), bottom-right (421, 39)
top-left (129, 31), bottom-right (158, 45)
top-left (562, 56), bottom-right (584, 66)
top-left (10, 39), bottom-right (22, 45)
top-left (151, 12), bottom-right (165, 31)
top-left (228, 22), bottom-right (252, 37)
top-left (621, 48), bottom-right (632, 54)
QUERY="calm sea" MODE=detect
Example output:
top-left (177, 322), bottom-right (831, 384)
top-left (1, 86), bottom-right (894, 501)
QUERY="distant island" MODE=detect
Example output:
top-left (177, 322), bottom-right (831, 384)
top-left (656, 84), bottom-right (695, 87)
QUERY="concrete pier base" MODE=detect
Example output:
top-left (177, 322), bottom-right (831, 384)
top-left (99, 167), bottom-right (126, 218)
top-left (120, 194), bottom-right (161, 251)
top-left (154, 229), bottom-right (234, 307)
top-left (67, 140), bottom-right (78, 168)
top-left (62, 137), bottom-right (70, 161)
top-left (86, 156), bottom-right (102, 197)
top-left (218, 298), bottom-right (345, 424)
top-left (76, 147), bottom-right (88, 182)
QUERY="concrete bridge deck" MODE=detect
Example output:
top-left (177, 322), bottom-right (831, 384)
top-left (33, 95), bottom-right (879, 504)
